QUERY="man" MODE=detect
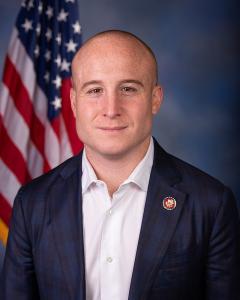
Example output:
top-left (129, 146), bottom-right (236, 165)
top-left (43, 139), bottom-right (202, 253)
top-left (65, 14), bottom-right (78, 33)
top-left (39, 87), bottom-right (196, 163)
top-left (1, 30), bottom-right (240, 300)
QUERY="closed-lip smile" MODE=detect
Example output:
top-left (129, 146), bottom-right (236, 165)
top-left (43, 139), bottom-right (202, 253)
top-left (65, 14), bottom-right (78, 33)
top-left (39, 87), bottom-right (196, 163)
top-left (97, 126), bottom-right (127, 131)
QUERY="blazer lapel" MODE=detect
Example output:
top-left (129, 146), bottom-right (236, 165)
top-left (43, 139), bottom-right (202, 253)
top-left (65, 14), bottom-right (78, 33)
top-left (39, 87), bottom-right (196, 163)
top-left (128, 142), bottom-right (187, 300)
top-left (49, 156), bottom-right (85, 300)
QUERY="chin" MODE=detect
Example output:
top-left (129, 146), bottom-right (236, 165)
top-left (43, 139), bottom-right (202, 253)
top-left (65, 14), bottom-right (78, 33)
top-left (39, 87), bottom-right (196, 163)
top-left (90, 142), bottom-right (132, 159)
top-left (99, 145), bottom-right (129, 157)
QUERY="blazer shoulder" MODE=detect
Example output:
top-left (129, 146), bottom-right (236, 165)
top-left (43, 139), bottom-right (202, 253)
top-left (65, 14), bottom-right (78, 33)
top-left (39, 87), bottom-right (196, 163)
top-left (170, 153), bottom-right (224, 190)
top-left (154, 140), bottom-right (226, 193)
top-left (9, 154), bottom-right (82, 244)
top-left (166, 152), bottom-right (238, 212)
top-left (153, 140), bottom-right (236, 212)
top-left (13, 153), bottom-right (82, 215)
top-left (22, 153), bottom-right (82, 193)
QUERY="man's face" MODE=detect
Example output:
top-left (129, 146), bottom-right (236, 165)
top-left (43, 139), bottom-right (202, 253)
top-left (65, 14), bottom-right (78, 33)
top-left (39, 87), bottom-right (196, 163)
top-left (70, 36), bottom-right (163, 159)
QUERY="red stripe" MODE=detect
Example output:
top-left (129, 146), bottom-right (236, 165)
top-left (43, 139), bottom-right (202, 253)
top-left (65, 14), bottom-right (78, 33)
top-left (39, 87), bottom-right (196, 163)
top-left (61, 78), bottom-right (83, 154)
top-left (50, 110), bottom-right (61, 143)
top-left (0, 116), bottom-right (31, 184)
top-left (2, 56), bottom-right (51, 171)
top-left (43, 116), bottom-right (60, 173)
top-left (51, 114), bottom-right (60, 141)
top-left (0, 193), bottom-right (13, 226)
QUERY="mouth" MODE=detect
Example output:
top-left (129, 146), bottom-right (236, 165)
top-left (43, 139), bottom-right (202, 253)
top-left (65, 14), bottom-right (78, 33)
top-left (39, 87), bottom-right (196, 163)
top-left (97, 126), bottom-right (128, 132)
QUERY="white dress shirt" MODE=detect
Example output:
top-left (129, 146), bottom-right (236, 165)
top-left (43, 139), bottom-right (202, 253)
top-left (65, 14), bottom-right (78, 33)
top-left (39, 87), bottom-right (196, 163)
top-left (82, 138), bottom-right (154, 300)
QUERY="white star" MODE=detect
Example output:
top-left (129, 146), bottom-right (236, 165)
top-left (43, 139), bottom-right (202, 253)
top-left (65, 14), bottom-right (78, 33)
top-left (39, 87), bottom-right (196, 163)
top-left (22, 19), bottom-right (33, 32)
top-left (27, 0), bottom-right (34, 10)
top-left (52, 75), bottom-right (62, 89)
top-left (72, 21), bottom-right (81, 34)
top-left (61, 59), bottom-right (70, 72)
top-left (65, 39), bottom-right (77, 52)
top-left (65, 0), bottom-right (75, 2)
top-left (57, 9), bottom-right (68, 22)
top-left (34, 46), bottom-right (40, 57)
top-left (36, 23), bottom-right (41, 36)
top-left (44, 72), bottom-right (50, 82)
top-left (45, 28), bottom-right (52, 41)
top-left (46, 6), bottom-right (53, 19)
top-left (55, 55), bottom-right (62, 68)
top-left (44, 50), bottom-right (51, 61)
top-left (21, 0), bottom-right (26, 8)
top-left (38, 2), bottom-right (43, 13)
top-left (51, 97), bottom-right (62, 110)
top-left (56, 33), bottom-right (62, 45)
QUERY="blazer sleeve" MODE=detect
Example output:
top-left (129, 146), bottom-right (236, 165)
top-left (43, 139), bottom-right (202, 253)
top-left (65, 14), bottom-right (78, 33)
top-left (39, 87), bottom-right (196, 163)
top-left (205, 187), bottom-right (240, 300)
top-left (0, 187), bottom-right (40, 300)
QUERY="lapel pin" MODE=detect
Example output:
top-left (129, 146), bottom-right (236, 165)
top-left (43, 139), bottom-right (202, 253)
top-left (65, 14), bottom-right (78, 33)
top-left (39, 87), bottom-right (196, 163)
top-left (163, 196), bottom-right (176, 210)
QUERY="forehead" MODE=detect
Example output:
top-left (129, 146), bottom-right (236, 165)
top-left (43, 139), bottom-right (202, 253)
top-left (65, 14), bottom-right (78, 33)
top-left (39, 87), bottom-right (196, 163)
top-left (72, 35), bottom-right (155, 83)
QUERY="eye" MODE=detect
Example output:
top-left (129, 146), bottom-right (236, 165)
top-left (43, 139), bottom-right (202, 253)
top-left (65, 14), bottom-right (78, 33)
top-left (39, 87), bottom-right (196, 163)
top-left (121, 86), bottom-right (137, 94)
top-left (86, 87), bottom-right (103, 95)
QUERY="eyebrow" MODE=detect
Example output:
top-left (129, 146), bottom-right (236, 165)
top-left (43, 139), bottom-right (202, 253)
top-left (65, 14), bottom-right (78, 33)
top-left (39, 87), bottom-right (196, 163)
top-left (80, 80), bottom-right (103, 90)
top-left (119, 79), bottom-right (144, 87)
top-left (80, 79), bottom-right (144, 90)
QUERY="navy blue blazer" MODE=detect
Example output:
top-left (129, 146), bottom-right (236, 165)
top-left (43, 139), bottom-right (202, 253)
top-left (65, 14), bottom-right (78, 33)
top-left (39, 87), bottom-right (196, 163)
top-left (1, 141), bottom-right (240, 299)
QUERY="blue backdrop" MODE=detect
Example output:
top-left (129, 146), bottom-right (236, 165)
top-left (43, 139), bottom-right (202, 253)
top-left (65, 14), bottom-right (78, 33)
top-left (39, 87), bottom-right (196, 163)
top-left (0, 0), bottom-right (239, 268)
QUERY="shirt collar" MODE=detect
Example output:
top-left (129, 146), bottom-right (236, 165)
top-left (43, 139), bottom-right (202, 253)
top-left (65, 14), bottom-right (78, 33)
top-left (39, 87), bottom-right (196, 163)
top-left (122, 138), bottom-right (154, 192)
top-left (82, 150), bottom-right (98, 194)
top-left (82, 137), bottom-right (154, 193)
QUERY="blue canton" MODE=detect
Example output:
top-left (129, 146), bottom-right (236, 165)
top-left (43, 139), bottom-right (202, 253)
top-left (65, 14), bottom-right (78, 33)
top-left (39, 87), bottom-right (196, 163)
top-left (16, 0), bottom-right (82, 120)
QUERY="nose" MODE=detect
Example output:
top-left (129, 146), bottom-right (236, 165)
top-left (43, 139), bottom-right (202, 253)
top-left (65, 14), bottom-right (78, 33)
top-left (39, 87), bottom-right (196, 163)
top-left (103, 92), bottom-right (121, 119)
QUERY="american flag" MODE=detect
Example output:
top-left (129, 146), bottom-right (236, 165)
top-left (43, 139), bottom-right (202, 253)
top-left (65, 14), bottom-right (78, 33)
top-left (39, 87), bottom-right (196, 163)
top-left (0, 0), bottom-right (83, 247)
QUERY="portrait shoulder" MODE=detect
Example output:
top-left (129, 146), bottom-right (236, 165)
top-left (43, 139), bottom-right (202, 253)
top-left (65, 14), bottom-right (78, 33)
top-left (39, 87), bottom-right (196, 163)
top-left (15, 153), bottom-right (82, 206)
top-left (170, 155), bottom-right (228, 194)
top-left (153, 139), bottom-right (233, 208)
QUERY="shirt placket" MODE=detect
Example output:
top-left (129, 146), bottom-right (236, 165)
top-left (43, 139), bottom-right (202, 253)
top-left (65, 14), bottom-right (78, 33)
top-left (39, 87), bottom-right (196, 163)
top-left (99, 186), bottom-right (122, 300)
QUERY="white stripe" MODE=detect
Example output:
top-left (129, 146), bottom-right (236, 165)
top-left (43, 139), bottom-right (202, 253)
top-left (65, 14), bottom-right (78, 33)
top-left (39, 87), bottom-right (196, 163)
top-left (8, 28), bottom-right (46, 125)
top-left (32, 81), bottom-right (48, 125)
top-left (33, 85), bottom-right (61, 169)
top-left (0, 159), bottom-right (21, 207)
top-left (44, 121), bottom-right (61, 169)
top-left (60, 115), bottom-right (73, 162)
top-left (7, 28), bottom-right (61, 169)
top-left (0, 83), bottom-right (44, 179)
top-left (27, 140), bottom-right (44, 178)
top-left (0, 82), bottom-right (8, 116)
top-left (8, 28), bottom-right (36, 101)
top-left (0, 83), bottom-right (29, 160)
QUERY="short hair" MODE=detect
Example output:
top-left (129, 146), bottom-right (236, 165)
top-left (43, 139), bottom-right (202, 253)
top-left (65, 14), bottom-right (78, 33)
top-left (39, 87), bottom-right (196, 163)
top-left (81, 29), bottom-right (159, 83)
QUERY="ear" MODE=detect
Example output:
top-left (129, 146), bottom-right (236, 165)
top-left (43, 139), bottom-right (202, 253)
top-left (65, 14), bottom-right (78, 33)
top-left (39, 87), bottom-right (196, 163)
top-left (70, 85), bottom-right (77, 118)
top-left (152, 84), bottom-right (163, 115)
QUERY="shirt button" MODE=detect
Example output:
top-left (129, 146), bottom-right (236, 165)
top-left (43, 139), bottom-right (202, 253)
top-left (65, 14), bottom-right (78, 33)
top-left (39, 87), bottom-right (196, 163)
top-left (108, 209), bottom-right (112, 215)
top-left (106, 257), bottom-right (113, 263)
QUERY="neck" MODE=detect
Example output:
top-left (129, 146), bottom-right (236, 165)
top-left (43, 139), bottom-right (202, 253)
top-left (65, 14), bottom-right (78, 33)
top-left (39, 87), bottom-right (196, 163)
top-left (85, 138), bottom-right (151, 197)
